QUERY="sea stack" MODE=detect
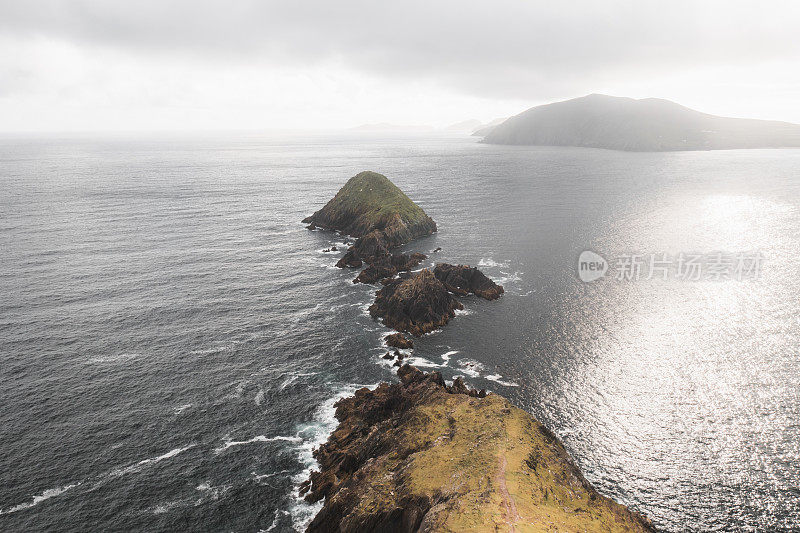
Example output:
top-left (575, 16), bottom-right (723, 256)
top-left (303, 171), bottom-right (437, 283)
top-left (302, 365), bottom-right (655, 532)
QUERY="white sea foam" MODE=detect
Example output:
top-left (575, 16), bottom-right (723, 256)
top-left (454, 307), bottom-right (473, 316)
top-left (0, 483), bottom-right (81, 515)
top-left (254, 389), bottom-right (265, 406)
top-left (215, 435), bottom-right (302, 453)
top-left (173, 403), bottom-right (192, 415)
top-left (484, 374), bottom-right (519, 387)
top-left (289, 382), bottom-right (380, 531)
top-left (478, 257), bottom-right (509, 268)
top-left (262, 510), bottom-right (291, 532)
top-left (456, 358), bottom-right (485, 378)
top-left (109, 444), bottom-right (195, 477)
top-left (495, 270), bottom-right (523, 284)
top-left (440, 350), bottom-right (459, 364)
top-left (87, 352), bottom-right (140, 364)
top-left (280, 370), bottom-right (318, 391)
top-left (404, 356), bottom-right (445, 368)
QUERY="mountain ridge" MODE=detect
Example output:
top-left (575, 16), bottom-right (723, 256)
top-left (480, 94), bottom-right (800, 151)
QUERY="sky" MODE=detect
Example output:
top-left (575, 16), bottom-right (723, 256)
top-left (1, 0), bottom-right (799, 132)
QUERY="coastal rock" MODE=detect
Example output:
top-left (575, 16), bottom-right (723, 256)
top-left (353, 251), bottom-right (426, 284)
top-left (302, 171), bottom-right (436, 246)
top-left (303, 365), bottom-right (655, 532)
top-left (305, 172), bottom-right (436, 284)
top-left (433, 263), bottom-right (504, 300)
top-left (369, 269), bottom-right (463, 336)
top-left (384, 333), bottom-right (413, 349)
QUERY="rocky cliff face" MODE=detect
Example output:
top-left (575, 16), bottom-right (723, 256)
top-left (301, 365), bottom-right (655, 533)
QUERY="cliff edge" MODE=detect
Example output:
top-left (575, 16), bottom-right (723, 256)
top-left (301, 365), bottom-right (654, 533)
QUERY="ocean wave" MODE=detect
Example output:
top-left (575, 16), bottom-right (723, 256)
top-left (173, 403), bottom-right (192, 415)
top-left (215, 435), bottom-right (302, 453)
top-left (495, 270), bottom-right (523, 284)
top-left (404, 356), bottom-right (445, 368)
top-left (440, 350), bottom-right (458, 364)
top-left (478, 257), bottom-right (509, 268)
top-left (254, 389), bottom-right (265, 406)
top-left (456, 358), bottom-right (485, 378)
top-left (109, 444), bottom-right (196, 477)
top-left (0, 483), bottom-right (81, 515)
top-left (87, 352), bottom-right (141, 364)
top-left (289, 382), bottom-right (380, 531)
top-left (484, 374), bottom-right (519, 387)
top-left (262, 510), bottom-right (291, 532)
top-left (280, 371), bottom-right (318, 391)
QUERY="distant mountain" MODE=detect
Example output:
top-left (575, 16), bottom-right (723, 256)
top-left (445, 119), bottom-right (483, 132)
top-left (480, 94), bottom-right (800, 151)
top-left (350, 123), bottom-right (435, 133)
top-left (471, 117), bottom-right (508, 136)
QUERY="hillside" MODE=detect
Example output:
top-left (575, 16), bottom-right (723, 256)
top-left (302, 365), bottom-right (654, 532)
top-left (481, 94), bottom-right (800, 151)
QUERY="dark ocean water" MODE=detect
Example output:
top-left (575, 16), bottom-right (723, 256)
top-left (1, 133), bottom-right (798, 532)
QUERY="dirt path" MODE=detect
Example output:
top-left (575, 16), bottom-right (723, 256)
top-left (497, 455), bottom-right (520, 532)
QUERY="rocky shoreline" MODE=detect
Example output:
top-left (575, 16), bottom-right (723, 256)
top-left (299, 365), bottom-right (653, 532)
top-left (301, 171), bottom-right (653, 531)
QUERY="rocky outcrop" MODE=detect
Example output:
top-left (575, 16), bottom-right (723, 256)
top-left (433, 263), bottom-right (504, 300)
top-left (384, 333), bottom-right (413, 349)
top-left (369, 270), bottom-right (463, 336)
top-left (302, 365), bottom-right (655, 533)
top-left (305, 173), bottom-right (435, 285)
top-left (303, 171), bottom-right (436, 245)
top-left (353, 251), bottom-right (426, 284)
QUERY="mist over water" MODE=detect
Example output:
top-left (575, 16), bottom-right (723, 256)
top-left (1, 133), bottom-right (798, 531)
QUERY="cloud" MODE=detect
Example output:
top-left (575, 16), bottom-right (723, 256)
top-left (2, 0), bottom-right (799, 100)
top-left (1, 0), bottom-right (799, 130)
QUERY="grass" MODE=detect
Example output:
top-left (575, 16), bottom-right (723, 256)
top-left (319, 171), bottom-right (431, 230)
top-left (348, 391), bottom-right (652, 532)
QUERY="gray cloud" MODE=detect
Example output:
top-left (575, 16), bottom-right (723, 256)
top-left (2, 0), bottom-right (798, 101)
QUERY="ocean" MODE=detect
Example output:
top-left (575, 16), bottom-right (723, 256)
top-left (1, 132), bottom-right (798, 531)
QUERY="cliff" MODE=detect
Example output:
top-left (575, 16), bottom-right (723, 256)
top-left (301, 365), bottom-right (655, 533)
top-left (481, 94), bottom-right (800, 151)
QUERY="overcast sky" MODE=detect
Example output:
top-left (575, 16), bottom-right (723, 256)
top-left (1, 0), bottom-right (798, 132)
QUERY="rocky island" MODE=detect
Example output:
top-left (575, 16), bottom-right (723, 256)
top-left (300, 365), bottom-right (654, 532)
top-left (302, 171), bottom-right (652, 531)
top-left (304, 170), bottom-right (436, 283)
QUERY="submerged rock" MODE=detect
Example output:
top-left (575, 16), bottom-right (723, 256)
top-left (369, 269), bottom-right (463, 336)
top-left (303, 365), bottom-right (655, 532)
top-left (384, 332), bottom-right (413, 349)
top-left (433, 263), bottom-right (504, 300)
